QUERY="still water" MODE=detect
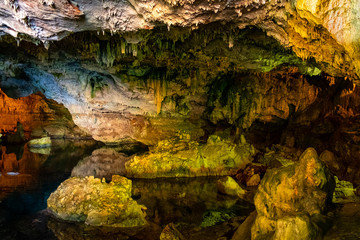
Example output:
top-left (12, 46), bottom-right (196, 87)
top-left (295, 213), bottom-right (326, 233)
top-left (0, 140), bottom-right (253, 240)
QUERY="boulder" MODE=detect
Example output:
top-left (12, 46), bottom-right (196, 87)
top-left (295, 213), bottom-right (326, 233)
top-left (235, 163), bottom-right (267, 187)
top-left (217, 176), bottom-right (246, 198)
top-left (47, 175), bottom-right (147, 227)
top-left (251, 148), bottom-right (335, 240)
top-left (125, 135), bottom-right (255, 178)
top-left (28, 137), bottom-right (51, 148)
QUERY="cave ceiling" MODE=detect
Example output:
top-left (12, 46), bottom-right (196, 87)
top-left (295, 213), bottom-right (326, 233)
top-left (1, 0), bottom-right (360, 81)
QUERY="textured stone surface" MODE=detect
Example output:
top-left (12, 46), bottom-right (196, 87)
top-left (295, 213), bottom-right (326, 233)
top-left (160, 223), bottom-right (185, 240)
top-left (217, 176), bottom-right (246, 198)
top-left (1, 0), bottom-right (360, 80)
top-left (28, 136), bottom-right (51, 148)
top-left (47, 175), bottom-right (147, 227)
top-left (251, 148), bottom-right (335, 240)
top-left (0, 88), bottom-right (89, 139)
top-left (125, 135), bottom-right (255, 178)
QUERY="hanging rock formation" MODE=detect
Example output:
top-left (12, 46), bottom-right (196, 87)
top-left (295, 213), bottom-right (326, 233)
top-left (1, 0), bottom-right (360, 80)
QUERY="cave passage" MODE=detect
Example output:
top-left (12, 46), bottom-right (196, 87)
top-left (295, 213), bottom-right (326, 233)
top-left (1, 3), bottom-right (360, 239)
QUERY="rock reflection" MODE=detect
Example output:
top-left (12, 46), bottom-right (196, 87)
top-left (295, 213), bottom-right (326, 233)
top-left (132, 178), bottom-right (253, 226)
top-left (71, 143), bottom-right (148, 180)
top-left (71, 148), bottom-right (129, 180)
top-left (0, 145), bottom-right (48, 200)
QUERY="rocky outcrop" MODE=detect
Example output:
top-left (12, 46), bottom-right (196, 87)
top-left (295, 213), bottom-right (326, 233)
top-left (125, 135), bottom-right (255, 178)
top-left (47, 175), bottom-right (147, 227)
top-left (0, 88), bottom-right (89, 139)
top-left (217, 176), bottom-right (246, 198)
top-left (251, 148), bottom-right (335, 240)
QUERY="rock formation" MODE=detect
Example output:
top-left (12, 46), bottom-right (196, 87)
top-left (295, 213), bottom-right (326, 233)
top-left (125, 134), bottom-right (255, 178)
top-left (0, 88), bottom-right (88, 139)
top-left (1, 0), bottom-right (360, 238)
top-left (251, 148), bottom-right (335, 240)
top-left (47, 175), bottom-right (147, 228)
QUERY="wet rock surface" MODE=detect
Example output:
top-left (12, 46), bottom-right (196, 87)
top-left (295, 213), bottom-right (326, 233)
top-left (47, 175), bottom-right (147, 228)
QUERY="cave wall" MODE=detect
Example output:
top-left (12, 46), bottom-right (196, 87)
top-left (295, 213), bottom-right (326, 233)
top-left (0, 22), bottom-right (358, 146)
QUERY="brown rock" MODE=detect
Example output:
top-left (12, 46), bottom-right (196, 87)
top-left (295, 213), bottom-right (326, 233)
top-left (235, 163), bottom-right (267, 187)
top-left (232, 211), bottom-right (257, 240)
top-left (160, 223), bottom-right (185, 240)
top-left (251, 148), bottom-right (335, 240)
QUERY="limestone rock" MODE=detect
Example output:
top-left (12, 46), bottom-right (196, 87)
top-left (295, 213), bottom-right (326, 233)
top-left (125, 135), bottom-right (255, 178)
top-left (251, 148), bottom-right (335, 240)
top-left (160, 223), bottom-right (185, 240)
top-left (246, 174), bottom-right (261, 187)
top-left (47, 175), bottom-right (147, 227)
top-left (319, 150), bottom-right (345, 176)
top-left (28, 136), bottom-right (51, 148)
top-left (232, 211), bottom-right (257, 240)
top-left (217, 176), bottom-right (246, 198)
top-left (0, 88), bottom-right (89, 140)
top-left (332, 176), bottom-right (360, 203)
top-left (272, 214), bottom-right (317, 240)
top-left (235, 163), bottom-right (267, 187)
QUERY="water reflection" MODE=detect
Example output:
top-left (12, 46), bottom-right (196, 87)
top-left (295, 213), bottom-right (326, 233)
top-left (0, 140), bottom-right (101, 239)
top-left (0, 141), bottom-right (254, 240)
top-left (0, 145), bottom-right (47, 200)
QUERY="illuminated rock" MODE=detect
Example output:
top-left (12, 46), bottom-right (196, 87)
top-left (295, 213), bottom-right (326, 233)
top-left (28, 136), bottom-right (51, 148)
top-left (251, 148), bottom-right (335, 240)
top-left (217, 176), bottom-right (246, 198)
top-left (47, 175), bottom-right (147, 227)
top-left (125, 135), bottom-right (255, 178)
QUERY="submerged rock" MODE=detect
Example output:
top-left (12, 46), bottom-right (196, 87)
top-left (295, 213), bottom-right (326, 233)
top-left (28, 137), bottom-right (51, 148)
top-left (251, 148), bottom-right (335, 240)
top-left (217, 176), bottom-right (246, 198)
top-left (125, 135), bottom-right (255, 178)
top-left (47, 175), bottom-right (147, 228)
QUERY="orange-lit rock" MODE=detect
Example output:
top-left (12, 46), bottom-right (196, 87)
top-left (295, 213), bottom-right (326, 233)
top-left (0, 88), bottom-right (88, 139)
top-left (0, 145), bottom-right (48, 200)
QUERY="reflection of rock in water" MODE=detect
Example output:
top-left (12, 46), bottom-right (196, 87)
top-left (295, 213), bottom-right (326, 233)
top-left (47, 216), bottom-right (161, 240)
top-left (71, 147), bottom-right (130, 180)
top-left (0, 145), bottom-right (48, 200)
top-left (133, 178), bottom-right (254, 226)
